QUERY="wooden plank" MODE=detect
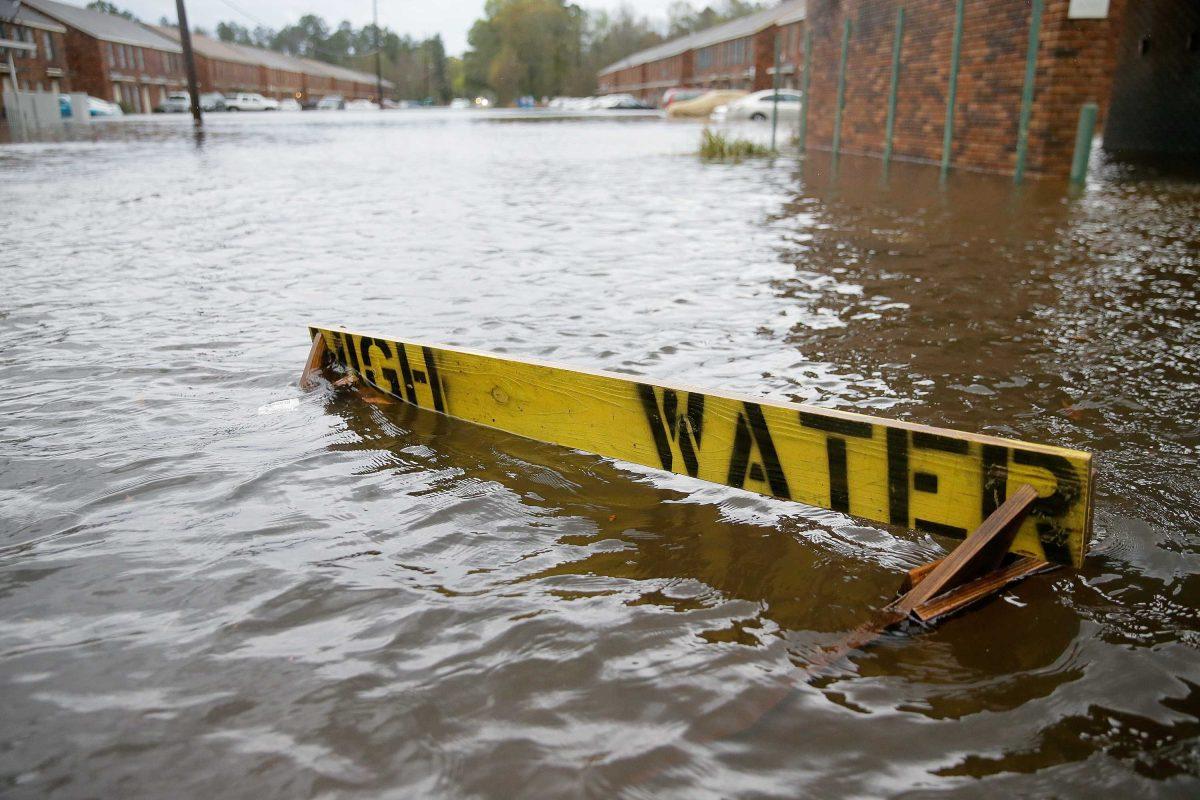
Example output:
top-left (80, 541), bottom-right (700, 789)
top-left (298, 331), bottom-right (328, 389)
top-left (891, 484), bottom-right (1038, 614)
top-left (910, 556), bottom-right (1055, 623)
top-left (308, 326), bottom-right (1095, 566)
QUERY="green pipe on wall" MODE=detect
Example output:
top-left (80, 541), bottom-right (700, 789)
top-left (832, 17), bottom-right (851, 159)
top-left (1070, 102), bottom-right (1099, 185)
top-left (1014, 0), bottom-right (1044, 184)
top-left (883, 7), bottom-right (905, 167)
top-left (940, 0), bottom-right (965, 177)
top-left (798, 27), bottom-right (813, 153)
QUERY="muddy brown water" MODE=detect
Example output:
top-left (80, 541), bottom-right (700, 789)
top-left (2, 111), bottom-right (1198, 797)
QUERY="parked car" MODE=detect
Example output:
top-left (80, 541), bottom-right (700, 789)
top-left (277, 98), bottom-right (302, 112)
top-left (315, 95), bottom-right (345, 110)
top-left (449, 97), bottom-right (471, 109)
top-left (200, 92), bottom-right (226, 111)
top-left (224, 92), bottom-right (279, 111)
top-left (58, 94), bottom-right (123, 118)
top-left (713, 89), bottom-right (803, 122)
top-left (156, 92), bottom-right (191, 113)
top-left (591, 93), bottom-right (651, 110)
top-left (344, 98), bottom-right (379, 111)
top-left (666, 90), bottom-right (746, 118)
top-left (660, 87), bottom-right (703, 109)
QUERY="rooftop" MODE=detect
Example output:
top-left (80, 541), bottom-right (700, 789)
top-left (150, 25), bottom-right (393, 89)
top-left (599, 0), bottom-right (806, 76)
top-left (23, 0), bottom-right (181, 51)
top-left (0, 0), bottom-right (67, 32)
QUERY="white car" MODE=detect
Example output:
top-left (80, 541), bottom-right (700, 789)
top-left (344, 99), bottom-right (380, 111)
top-left (277, 98), bottom-right (302, 112)
top-left (224, 92), bottom-right (279, 112)
top-left (715, 89), bottom-right (802, 122)
top-left (315, 95), bottom-right (345, 110)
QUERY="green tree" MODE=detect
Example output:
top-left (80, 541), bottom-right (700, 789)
top-left (216, 21), bottom-right (254, 45)
top-left (86, 1), bottom-right (137, 20)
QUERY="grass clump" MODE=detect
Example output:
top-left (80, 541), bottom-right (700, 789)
top-left (699, 128), bottom-right (772, 161)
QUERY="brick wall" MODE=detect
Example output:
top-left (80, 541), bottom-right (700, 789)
top-left (0, 26), bottom-right (70, 93)
top-left (803, 0), bottom-right (1124, 178)
top-left (62, 28), bottom-right (104, 99)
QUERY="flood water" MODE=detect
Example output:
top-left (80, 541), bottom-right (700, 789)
top-left (2, 110), bottom-right (1198, 797)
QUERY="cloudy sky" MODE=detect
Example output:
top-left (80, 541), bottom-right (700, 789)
top-left (115, 0), bottom-right (681, 56)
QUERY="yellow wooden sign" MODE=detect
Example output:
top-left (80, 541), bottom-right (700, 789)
top-left (309, 326), bottom-right (1094, 567)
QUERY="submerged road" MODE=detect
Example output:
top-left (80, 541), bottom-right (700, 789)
top-left (2, 110), bottom-right (1198, 797)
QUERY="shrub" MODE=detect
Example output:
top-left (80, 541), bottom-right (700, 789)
top-left (699, 128), bottom-right (772, 161)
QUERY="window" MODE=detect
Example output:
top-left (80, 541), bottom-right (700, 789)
top-left (106, 42), bottom-right (114, 65)
top-left (116, 43), bottom-right (125, 68)
top-left (43, 31), bottom-right (54, 61)
top-left (136, 48), bottom-right (144, 70)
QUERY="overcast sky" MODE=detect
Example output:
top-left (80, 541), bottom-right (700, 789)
top-left (115, 1), bottom-right (682, 56)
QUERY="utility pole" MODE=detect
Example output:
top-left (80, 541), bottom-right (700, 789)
top-left (373, 0), bottom-right (383, 108)
top-left (770, 32), bottom-right (781, 151)
top-left (174, 0), bottom-right (202, 125)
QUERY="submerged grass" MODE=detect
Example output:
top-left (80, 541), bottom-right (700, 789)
top-left (699, 128), bottom-right (773, 161)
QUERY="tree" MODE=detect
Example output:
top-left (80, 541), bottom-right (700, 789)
top-left (666, 1), bottom-right (765, 38)
top-left (86, 1), bottom-right (137, 20)
top-left (216, 21), bottom-right (254, 45)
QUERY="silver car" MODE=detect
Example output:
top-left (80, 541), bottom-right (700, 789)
top-left (157, 92), bottom-right (191, 113)
top-left (715, 89), bottom-right (803, 123)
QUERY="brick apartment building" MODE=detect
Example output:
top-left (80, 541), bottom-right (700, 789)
top-left (25, 0), bottom-right (183, 113)
top-left (600, 0), bottom-right (1199, 179)
top-left (598, 1), bottom-right (806, 105)
top-left (0, 0), bottom-right (70, 114)
top-left (150, 25), bottom-right (261, 98)
top-left (150, 28), bottom-right (387, 103)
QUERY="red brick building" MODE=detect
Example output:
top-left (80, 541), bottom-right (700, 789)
top-left (800, 0), bottom-right (1130, 178)
top-left (25, 0), bottom-right (183, 112)
top-left (598, 1), bottom-right (807, 105)
top-left (0, 0), bottom-right (70, 115)
top-left (151, 27), bottom-right (388, 103)
top-left (600, 0), bottom-right (1199, 178)
top-left (150, 26), bottom-right (260, 97)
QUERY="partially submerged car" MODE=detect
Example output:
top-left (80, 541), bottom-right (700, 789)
top-left (660, 87), bottom-right (703, 109)
top-left (713, 89), bottom-right (803, 122)
top-left (224, 93), bottom-right (279, 111)
top-left (666, 90), bottom-right (747, 118)
top-left (156, 92), bottom-right (191, 113)
top-left (58, 94), bottom-right (123, 118)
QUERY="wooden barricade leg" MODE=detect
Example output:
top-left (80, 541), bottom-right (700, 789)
top-left (809, 484), bottom-right (1054, 674)
top-left (299, 332), bottom-right (329, 389)
top-left (888, 484), bottom-right (1041, 618)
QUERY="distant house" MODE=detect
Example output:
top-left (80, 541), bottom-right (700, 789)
top-left (24, 0), bottom-right (183, 112)
top-left (1, 0), bottom-right (71, 115)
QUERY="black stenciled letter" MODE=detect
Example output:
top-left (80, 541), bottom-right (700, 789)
top-left (1012, 450), bottom-right (1082, 564)
top-left (636, 384), bottom-right (704, 477)
top-left (910, 431), bottom-right (970, 538)
top-left (800, 413), bottom-right (873, 514)
top-left (728, 403), bottom-right (790, 499)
